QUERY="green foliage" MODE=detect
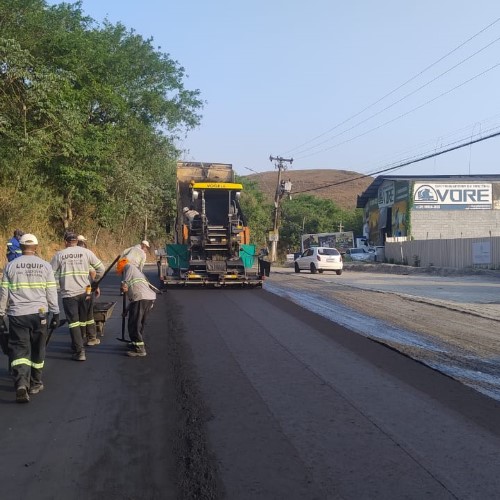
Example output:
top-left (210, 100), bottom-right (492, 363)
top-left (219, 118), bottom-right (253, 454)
top-left (0, 0), bottom-right (202, 244)
top-left (279, 194), bottom-right (363, 253)
top-left (236, 175), bottom-right (273, 247)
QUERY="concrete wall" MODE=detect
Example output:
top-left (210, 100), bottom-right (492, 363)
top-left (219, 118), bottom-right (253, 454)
top-left (410, 210), bottom-right (500, 240)
top-left (385, 236), bottom-right (500, 269)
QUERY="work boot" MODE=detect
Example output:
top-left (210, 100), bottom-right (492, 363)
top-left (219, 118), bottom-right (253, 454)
top-left (126, 346), bottom-right (147, 357)
top-left (86, 338), bottom-right (101, 346)
top-left (72, 351), bottom-right (86, 361)
top-left (16, 386), bottom-right (30, 403)
top-left (29, 383), bottom-right (44, 395)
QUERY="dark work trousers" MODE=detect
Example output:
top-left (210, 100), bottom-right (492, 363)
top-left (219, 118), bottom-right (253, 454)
top-left (85, 293), bottom-right (97, 341)
top-left (128, 300), bottom-right (154, 350)
top-left (258, 259), bottom-right (271, 277)
top-left (63, 293), bottom-right (91, 353)
top-left (8, 313), bottom-right (47, 390)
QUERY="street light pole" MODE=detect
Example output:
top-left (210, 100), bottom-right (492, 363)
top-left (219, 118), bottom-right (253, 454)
top-left (269, 155), bottom-right (293, 262)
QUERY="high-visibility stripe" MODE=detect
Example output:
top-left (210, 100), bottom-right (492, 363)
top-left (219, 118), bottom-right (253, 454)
top-left (132, 341), bottom-right (145, 346)
top-left (5, 282), bottom-right (54, 290)
top-left (84, 319), bottom-right (95, 326)
top-left (69, 321), bottom-right (82, 328)
top-left (91, 261), bottom-right (103, 269)
top-left (58, 271), bottom-right (91, 277)
top-left (127, 278), bottom-right (149, 286)
top-left (11, 358), bottom-right (32, 368)
top-left (11, 358), bottom-right (45, 369)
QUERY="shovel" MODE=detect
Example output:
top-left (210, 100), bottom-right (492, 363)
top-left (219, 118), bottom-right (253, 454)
top-left (46, 318), bottom-right (68, 346)
top-left (116, 292), bottom-right (130, 343)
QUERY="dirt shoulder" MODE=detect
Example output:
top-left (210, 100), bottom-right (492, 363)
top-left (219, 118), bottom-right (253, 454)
top-left (268, 267), bottom-right (500, 400)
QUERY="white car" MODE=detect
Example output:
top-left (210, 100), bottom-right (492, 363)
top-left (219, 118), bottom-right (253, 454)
top-left (294, 247), bottom-right (343, 275)
top-left (345, 247), bottom-right (374, 262)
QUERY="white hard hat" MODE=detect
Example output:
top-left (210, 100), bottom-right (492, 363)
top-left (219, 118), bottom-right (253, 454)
top-left (141, 240), bottom-right (150, 248)
top-left (77, 235), bottom-right (87, 242)
top-left (183, 207), bottom-right (189, 213)
top-left (20, 233), bottom-right (38, 245)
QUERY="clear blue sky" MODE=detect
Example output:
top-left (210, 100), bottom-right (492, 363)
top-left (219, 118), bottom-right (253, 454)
top-left (48, 1), bottom-right (500, 177)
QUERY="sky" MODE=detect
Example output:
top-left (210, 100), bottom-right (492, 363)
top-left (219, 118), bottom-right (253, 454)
top-left (47, 0), bottom-right (500, 178)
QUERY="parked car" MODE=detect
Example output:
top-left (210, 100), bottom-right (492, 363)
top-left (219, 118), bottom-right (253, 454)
top-left (294, 247), bottom-right (343, 274)
top-left (345, 247), bottom-right (374, 262)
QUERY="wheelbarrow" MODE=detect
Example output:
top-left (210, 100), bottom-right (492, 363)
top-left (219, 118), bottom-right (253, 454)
top-left (93, 301), bottom-right (117, 336)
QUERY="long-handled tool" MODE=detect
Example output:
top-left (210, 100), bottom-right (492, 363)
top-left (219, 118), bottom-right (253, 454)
top-left (148, 282), bottom-right (163, 294)
top-left (46, 318), bottom-right (68, 346)
top-left (91, 254), bottom-right (121, 292)
top-left (0, 331), bottom-right (8, 356)
top-left (115, 292), bottom-right (130, 343)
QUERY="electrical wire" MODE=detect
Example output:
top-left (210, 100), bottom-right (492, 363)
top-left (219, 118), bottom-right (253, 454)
top-left (295, 61), bottom-right (500, 160)
top-left (291, 129), bottom-right (500, 195)
top-left (284, 16), bottom-right (500, 155)
top-left (292, 35), bottom-right (500, 157)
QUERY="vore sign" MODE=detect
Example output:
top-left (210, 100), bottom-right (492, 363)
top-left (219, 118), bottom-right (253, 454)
top-left (413, 183), bottom-right (492, 210)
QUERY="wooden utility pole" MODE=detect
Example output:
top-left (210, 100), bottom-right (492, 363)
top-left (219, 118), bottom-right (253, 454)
top-left (269, 155), bottom-right (293, 262)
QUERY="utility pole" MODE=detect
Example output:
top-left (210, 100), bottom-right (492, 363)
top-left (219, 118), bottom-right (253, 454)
top-left (269, 155), bottom-right (293, 262)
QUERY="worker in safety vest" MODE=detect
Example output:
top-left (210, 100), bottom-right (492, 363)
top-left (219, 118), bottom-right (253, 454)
top-left (122, 241), bottom-right (149, 271)
top-left (117, 257), bottom-right (156, 357)
top-left (0, 233), bottom-right (59, 403)
top-left (6, 229), bottom-right (24, 262)
top-left (50, 232), bottom-right (105, 361)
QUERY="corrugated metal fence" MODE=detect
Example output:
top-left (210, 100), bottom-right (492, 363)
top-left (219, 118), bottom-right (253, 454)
top-left (385, 236), bottom-right (500, 269)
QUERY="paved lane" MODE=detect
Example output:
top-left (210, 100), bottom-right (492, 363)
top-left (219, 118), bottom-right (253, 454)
top-left (173, 287), bottom-right (500, 499)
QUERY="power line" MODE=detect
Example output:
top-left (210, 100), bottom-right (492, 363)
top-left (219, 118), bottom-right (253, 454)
top-left (291, 129), bottom-right (500, 195)
top-left (284, 16), bottom-right (500, 155)
top-left (295, 61), bottom-right (500, 160)
top-left (293, 35), bottom-right (500, 157)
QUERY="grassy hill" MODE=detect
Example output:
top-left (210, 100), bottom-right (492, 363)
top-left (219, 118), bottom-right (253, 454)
top-left (243, 169), bottom-right (373, 210)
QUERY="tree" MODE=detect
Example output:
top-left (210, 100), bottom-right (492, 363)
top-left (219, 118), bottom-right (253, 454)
top-left (278, 195), bottom-right (363, 254)
top-left (0, 0), bottom-right (203, 242)
top-left (236, 175), bottom-right (273, 248)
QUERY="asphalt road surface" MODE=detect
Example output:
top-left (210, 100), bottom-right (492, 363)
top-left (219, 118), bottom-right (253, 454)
top-left (1, 266), bottom-right (500, 499)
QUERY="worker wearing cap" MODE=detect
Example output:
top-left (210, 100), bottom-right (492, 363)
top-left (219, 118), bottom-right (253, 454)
top-left (0, 233), bottom-right (59, 403)
top-left (117, 258), bottom-right (156, 357)
top-left (122, 240), bottom-right (149, 271)
top-left (77, 235), bottom-right (88, 248)
top-left (182, 206), bottom-right (200, 225)
top-left (50, 232), bottom-right (105, 361)
top-left (6, 229), bottom-right (24, 262)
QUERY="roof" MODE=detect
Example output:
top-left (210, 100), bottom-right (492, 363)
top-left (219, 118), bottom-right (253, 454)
top-left (356, 174), bottom-right (500, 208)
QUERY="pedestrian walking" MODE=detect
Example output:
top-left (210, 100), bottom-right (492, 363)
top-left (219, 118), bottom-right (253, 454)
top-left (122, 240), bottom-right (149, 271)
top-left (117, 257), bottom-right (156, 357)
top-left (6, 229), bottom-right (24, 262)
top-left (0, 233), bottom-right (59, 403)
top-left (50, 232), bottom-right (105, 361)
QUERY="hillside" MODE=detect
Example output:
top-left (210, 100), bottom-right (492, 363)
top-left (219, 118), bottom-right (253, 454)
top-left (243, 169), bottom-right (373, 210)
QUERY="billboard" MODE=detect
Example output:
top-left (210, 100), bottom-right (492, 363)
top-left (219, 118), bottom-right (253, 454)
top-left (413, 183), bottom-right (492, 210)
top-left (301, 232), bottom-right (354, 253)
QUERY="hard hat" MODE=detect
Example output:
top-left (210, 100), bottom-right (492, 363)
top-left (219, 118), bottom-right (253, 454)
top-left (141, 240), bottom-right (150, 248)
top-left (183, 207), bottom-right (189, 213)
top-left (20, 233), bottom-right (38, 245)
top-left (116, 257), bottom-right (129, 275)
top-left (77, 235), bottom-right (87, 242)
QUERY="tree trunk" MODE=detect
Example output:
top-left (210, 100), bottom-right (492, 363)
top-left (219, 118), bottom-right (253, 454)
top-left (60, 193), bottom-right (73, 230)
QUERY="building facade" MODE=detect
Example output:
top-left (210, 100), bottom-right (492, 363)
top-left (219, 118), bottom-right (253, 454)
top-left (357, 175), bottom-right (500, 245)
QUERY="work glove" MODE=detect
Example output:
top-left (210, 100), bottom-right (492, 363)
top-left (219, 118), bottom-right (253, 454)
top-left (0, 315), bottom-right (7, 334)
top-left (49, 313), bottom-right (60, 330)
